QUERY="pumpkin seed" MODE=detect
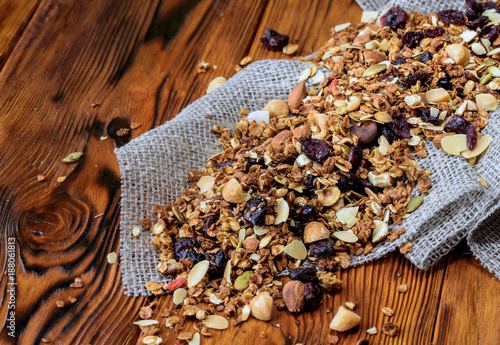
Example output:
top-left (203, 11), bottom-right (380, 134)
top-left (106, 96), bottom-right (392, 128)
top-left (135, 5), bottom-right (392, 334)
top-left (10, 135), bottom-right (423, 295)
top-left (406, 196), bottom-right (423, 213)
top-left (187, 260), bottom-right (209, 287)
top-left (479, 73), bottom-right (492, 85)
top-left (234, 271), bottom-right (252, 290)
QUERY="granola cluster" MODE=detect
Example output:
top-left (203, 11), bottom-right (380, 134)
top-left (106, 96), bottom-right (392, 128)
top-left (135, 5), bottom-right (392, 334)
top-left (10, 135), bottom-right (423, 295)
top-left (136, 1), bottom-right (499, 342)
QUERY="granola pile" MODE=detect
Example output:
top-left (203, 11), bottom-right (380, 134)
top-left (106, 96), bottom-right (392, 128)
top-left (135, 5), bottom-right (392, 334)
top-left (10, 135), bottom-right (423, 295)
top-left (135, 1), bottom-right (499, 342)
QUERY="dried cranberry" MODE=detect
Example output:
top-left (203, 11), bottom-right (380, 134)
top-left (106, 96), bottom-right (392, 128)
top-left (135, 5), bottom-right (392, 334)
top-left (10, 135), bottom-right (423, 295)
top-left (417, 108), bottom-right (442, 125)
top-left (438, 74), bottom-right (453, 90)
top-left (438, 10), bottom-right (465, 25)
top-left (260, 29), bottom-right (289, 51)
top-left (282, 154), bottom-right (297, 165)
top-left (290, 205), bottom-right (317, 237)
top-left (204, 215), bottom-right (216, 237)
top-left (206, 250), bottom-right (227, 277)
top-left (487, 25), bottom-right (500, 42)
top-left (348, 145), bottom-right (363, 172)
top-left (444, 115), bottom-right (472, 134)
top-left (402, 31), bottom-right (425, 49)
top-left (303, 283), bottom-right (323, 310)
top-left (482, 2), bottom-right (500, 13)
top-left (424, 26), bottom-right (446, 38)
top-left (381, 124), bottom-right (399, 143)
top-left (243, 196), bottom-right (268, 225)
top-left (354, 177), bottom-right (380, 194)
top-left (468, 16), bottom-right (489, 29)
top-left (400, 71), bottom-right (429, 88)
top-left (380, 6), bottom-right (407, 29)
top-left (246, 157), bottom-right (265, 171)
top-left (337, 174), bottom-right (354, 192)
top-left (308, 238), bottom-right (336, 258)
top-left (216, 159), bottom-right (236, 169)
top-left (466, 125), bottom-right (478, 150)
top-left (418, 51), bottom-right (433, 63)
top-left (300, 205), bottom-right (317, 219)
top-left (466, 0), bottom-right (482, 20)
top-left (289, 266), bottom-right (318, 283)
top-left (393, 56), bottom-right (407, 65)
top-left (301, 138), bottom-right (331, 162)
top-left (457, 90), bottom-right (465, 99)
top-left (390, 110), bottom-right (411, 139)
top-left (174, 237), bottom-right (204, 263)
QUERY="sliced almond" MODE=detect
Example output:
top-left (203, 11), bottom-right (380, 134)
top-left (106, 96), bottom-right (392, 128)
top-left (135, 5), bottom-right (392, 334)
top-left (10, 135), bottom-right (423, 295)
top-left (335, 22), bottom-right (351, 32)
top-left (461, 135), bottom-right (492, 158)
top-left (187, 260), bottom-right (209, 287)
top-left (378, 135), bottom-right (391, 155)
top-left (134, 319), bottom-right (160, 326)
top-left (274, 198), bottom-right (289, 224)
top-left (362, 63), bottom-right (386, 77)
top-left (475, 93), bottom-right (498, 111)
top-left (332, 231), bottom-right (358, 243)
top-left (197, 176), bottom-right (214, 193)
top-left (361, 11), bottom-right (379, 23)
top-left (187, 333), bottom-right (200, 345)
top-left (284, 240), bottom-right (307, 260)
top-left (223, 261), bottom-right (231, 284)
top-left (240, 305), bottom-right (251, 321)
top-left (336, 206), bottom-right (359, 224)
top-left (296, 154), bottom-right (312, 166)
top-left (173, 288), bottom-right (187, 305)
top-left (441, 134), bottom-right (468, 156)
top-left (471, 42), bottom-right (487, 56)
top-left (207, 76), bottom-right (226, 93)
top-left (202, 315), bottom-right (229, 330)
top-left (254, 226), bottom-right (269, 236)
top-left (372, 220), bottom-right (389, 243)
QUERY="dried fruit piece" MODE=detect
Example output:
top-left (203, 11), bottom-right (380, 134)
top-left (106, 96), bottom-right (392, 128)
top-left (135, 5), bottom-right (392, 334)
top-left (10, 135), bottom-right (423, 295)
top-left (390, 110), bottom-right (411, 139)
top-left (461, 135), bottom-right (492, 158)
top-left (202, 315), bottom-right (229, 330)
top-left (174, 238), bottom-right (204, 263)
top-left (380, 6), bottom-right (407, 29)
top-left (402, 31), bottom-right (425, 49)
top-left (329, 306), bottom-right (361, 332)
top-left (283, 280), bottom-right (305, 313)
top-left (289, 266), bottom-right (318, 282)
top-left (438, 9), bottom-right (465, 24)
top-left (303, 282), bottom-right (323, 310)
top-left (187, 260), bottom-right (210, 287)
top-left (164, 277), bottom-right (188, 293)
top-left (301, 138), bottom-right (331, 162)
top-left (444, 115), bottom-right (472, 134)
top-left (243, 196), bottom-right (268, 225)
top-left (424, 26), bottom-right (445, 38)
top-left (308, 238), bottom-right (336, 258)
top-left (284, 240), bottom-right (307, 260)
top-left (250, 292), bottom-right (273, 321)
top-left (466, 125), bottom-right (478, 150)
top-left (260, 29), bottom-right (289, 51)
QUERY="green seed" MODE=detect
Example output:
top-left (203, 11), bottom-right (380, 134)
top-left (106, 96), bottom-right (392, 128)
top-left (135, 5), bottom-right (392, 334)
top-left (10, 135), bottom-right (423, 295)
top-left (406, 196), bottom-right (423, 213)
top-left (480, 73), bottom-right (492, 85)
top-left (234, 271), bottom-right (252, 290)
top-left (63, 152), bottom-right (83, 163)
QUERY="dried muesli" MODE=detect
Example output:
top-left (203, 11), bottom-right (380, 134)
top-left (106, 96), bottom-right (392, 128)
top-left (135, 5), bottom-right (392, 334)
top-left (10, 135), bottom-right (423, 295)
top-left (135, 0), bottom-right (500, 341)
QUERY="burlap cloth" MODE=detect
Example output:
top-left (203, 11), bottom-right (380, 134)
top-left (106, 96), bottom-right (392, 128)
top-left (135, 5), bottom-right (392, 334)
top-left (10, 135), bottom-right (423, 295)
top-left (116, 0), bottom-right (500, 296)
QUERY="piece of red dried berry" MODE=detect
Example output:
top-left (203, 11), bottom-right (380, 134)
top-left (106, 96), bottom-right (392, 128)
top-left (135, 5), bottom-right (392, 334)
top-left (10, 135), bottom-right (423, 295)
top-left (466, 124), bottom-right (478, 150)
top-left (444, 115), bottom-right (472, 134)
top-left (260, 29), bottom-right (289, 51)
top-left (467, 16), bottom-right (489, 29)
top-left (303, 283), bottom-right (323, 310)
top-left (380, 6), bottom-right (407, 29)
top-left (390, 110), bottom-right (412, 139)
top-left (466, 0), bottom-right (482, 20)
top-left (301, 138), bottom-right (331, 162)
top-left (402, 31), bottom-right (425, 49)
top-left (424, 26), bottom-right (445, 38)
top-left (417, 108), bottom-right (442, 125)
top-left (437, 9), bottom-right (465, 25)
top-left (481, 1), bottom-right (500, 13)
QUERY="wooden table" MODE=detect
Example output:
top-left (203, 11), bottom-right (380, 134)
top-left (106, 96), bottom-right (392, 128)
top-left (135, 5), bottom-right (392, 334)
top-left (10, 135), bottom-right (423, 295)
top-left (1, 0), bottom-right (499, 344)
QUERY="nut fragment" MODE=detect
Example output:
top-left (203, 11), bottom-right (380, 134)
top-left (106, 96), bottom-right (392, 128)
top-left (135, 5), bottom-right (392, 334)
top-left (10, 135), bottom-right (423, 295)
top-left (382, 322), bottom-right (399, 337)
top-left (425, 88), bottom-right (450, 103)
top-left (315, 186), bottom-right (341, 206)
top-left (274, 198), bottom-right (290, 224)
top-left (362, 63), bottom-right (386, 77)
top-left (475, 94), bottom-right (498, 111)
top-left (350, 121), bottom-right (378, 145)
top-left (107, 252), bottom-right (117, 264)
top-left (206, 76), bottom-right (226, 93)
top-left (288, 81), bottom-right (307, 111)
top-left (222, 178), bottom-right (246, 203)
top-left (202, 315), bottom-right (229, 330)
top-left (445, 44), bottom-right (470, 66)
top-left (368, 171), bottom-right (392, 188)
top-left (263, 100), bottom-right (289, 118)
top-left (187, 260), bottom-right (209, 287)
top-left (332, 231), bottom-right (359, 243)
top-left (293, 123), bottom-right (311, 141)
top-left (197, 175), bottom-right (215, 193)
top-left (372, 220), bottom-right (389, 243)
top-left (283, 280), bottom-right (305, 313)
top-left (303, 221), bottom-right (330, 243)
top-left (250, 292), bottom-right (273, 321)
top-left (396, 284), bottom-right (408, 293)
top-left (345, 301), bottom-right (357, 310)
top-left (329, 306), bottom-right (361, 332)
top-left (381, 307), bottom-right (394, 317)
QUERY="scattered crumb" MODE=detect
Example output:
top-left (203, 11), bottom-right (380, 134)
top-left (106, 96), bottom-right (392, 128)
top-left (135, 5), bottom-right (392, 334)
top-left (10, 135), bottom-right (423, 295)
top-left (130, 122), bottom-right (141, 130)
top-left (399, 241), bottom-right (413, 254)
top-left (56, 176), bottom-right (66, 183)
top-left (234, 65), bottom-right (243, 73)
top-left (240, 56), bottom-right (252, 66)
top-left (107, 252), bottom-right (117, 264)
top-left (197, 61), bottom-right (211, 74)
top-left (55, 300), bottom-right (65, 308)
top-left (68, 296), bottom-right (77, 304)
top-left (327, 335), bottom-right (339, 344)
top-left (116, 128), bottom-right (130, 137)
top-left (479, 177), bottom-right (488, 188)
top-left (283, 43), bottom-right (299, 55)
top-left (345, 301), bottom-right (357, 310)
top-left (70, 277), bottom-right (84, 288)
top-left (205, 115), bottom-right (214, 119)
top-left (91, 102), bottom-right (99, 107)
top-left (100, 136), bottom-right (108, 141)
top-left (397, 283), bottom-right (408, 293)
top-left (37, 174), bottom-right (46, 182)
top-left (239, 107), bottom-right (248, 116)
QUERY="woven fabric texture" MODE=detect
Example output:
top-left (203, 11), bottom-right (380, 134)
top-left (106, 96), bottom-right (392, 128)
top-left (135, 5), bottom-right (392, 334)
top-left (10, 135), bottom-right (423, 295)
top-left (115, 1), bottom-right (500, 296)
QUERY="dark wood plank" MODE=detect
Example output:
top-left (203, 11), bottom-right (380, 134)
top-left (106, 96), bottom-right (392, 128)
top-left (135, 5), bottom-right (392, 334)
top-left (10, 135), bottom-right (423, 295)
top-left (432, 244), bottom-right (500, 344)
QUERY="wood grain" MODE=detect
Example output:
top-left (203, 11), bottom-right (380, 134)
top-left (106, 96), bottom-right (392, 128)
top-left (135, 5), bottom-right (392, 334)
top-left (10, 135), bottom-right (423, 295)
top-left (0, 0), bottom-right (499, 344)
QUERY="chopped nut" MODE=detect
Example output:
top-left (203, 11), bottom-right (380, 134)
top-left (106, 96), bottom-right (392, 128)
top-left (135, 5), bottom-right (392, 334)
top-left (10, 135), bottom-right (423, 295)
top-left (283, 43), bottom-right (299, 55)
top-left (250, 292), bottom-right (273, 321)
top-left (107, 252), bottom-right (117, 264)
top-left (240, 56), bottom-right (252, 66)
top-left (263, 100), bottom-right (289, 118)
top-left (381, 306), bottom-right (394, 317)
top-left (37, 174), bottom-right (46, 182)
top-left (55, 300), bottom-right (65, 308)
top-left (329, 306), bottom-right (361, 332)
top-left (445, 44), bottom-right (470, 66)
top-left (288, 81), bottom-right (307, 111)
top-left (303, 221), bottom-right (330, 243)
top-left (345, 301), bottom-right (357, 310)
top-left (397, 284), bottom-right (408, 293)
top-left (382, 322), bottom-right (399, 337)
top-left (206, 76), bottom-right (227, 93)
top-left (70, 277), bottom-right (84, 288)
top-left (283, 280), bottom-right (305, 313)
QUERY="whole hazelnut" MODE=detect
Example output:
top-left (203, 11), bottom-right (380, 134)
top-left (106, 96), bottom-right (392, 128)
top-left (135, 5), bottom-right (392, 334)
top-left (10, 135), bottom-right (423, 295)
top-left (263, 99), bottom-right (289, 118)
top-left (315, 186), bottom-right (341, 206)
top-left (250, 291), bottom-right (273, 321)
top-left (282, 280), bottom-right (305, 313)
top-left (303, 221), bottom-right (330, 243)
top-left (222, 178), bottom-right (246, 203)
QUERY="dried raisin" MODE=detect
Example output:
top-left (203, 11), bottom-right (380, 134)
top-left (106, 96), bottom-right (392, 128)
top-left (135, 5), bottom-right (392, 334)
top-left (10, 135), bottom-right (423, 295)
top-left (260, 29), bottom-right (289, 51)
top-left (380, 6), bottom-right (407, 29)
top-left (301, 138), bottom-right (331, 162)
top-left (438, 10), bottom-right (465, 25)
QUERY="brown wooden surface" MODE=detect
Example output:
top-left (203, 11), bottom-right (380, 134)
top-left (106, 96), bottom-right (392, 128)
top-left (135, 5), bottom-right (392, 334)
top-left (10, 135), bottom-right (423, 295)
top-left (0, 0), bottom-right (499, 344)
